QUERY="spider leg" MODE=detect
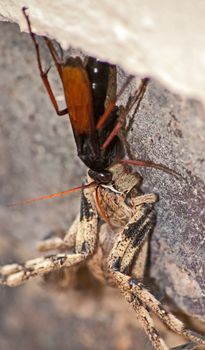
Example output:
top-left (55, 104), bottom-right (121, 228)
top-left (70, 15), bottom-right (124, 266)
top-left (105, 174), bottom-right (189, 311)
top-left (107, 196), bottom-right (205, 349)
top-left (127, 277), bottom-right (205, 347)
top-left (0, 253), bottom-right (84, 287)
top-left (0, 185), bottom-right (98, 287)
top-left (127, 290), bottom-right (168, 349)
top-left (108, 200), bottom-right (167, 349)
top-left (37, 237), bottom-right (68, 252)
top-left (171, 342), bottom-right (199, 350)
top-left (37, 214), bottom-right (80, 252)
top-left (114, 273), bottom-right (205, 349)
top-left (109, 201), bottom-right (157, 275)
top-left (75, 185), bottom-right (98, 254)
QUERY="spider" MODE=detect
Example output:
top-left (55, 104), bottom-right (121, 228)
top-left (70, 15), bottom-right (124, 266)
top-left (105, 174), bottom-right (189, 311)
top-left (1, 163), bottom-right (205, 350)
top-left (0, 7), bottom-right (205, 350)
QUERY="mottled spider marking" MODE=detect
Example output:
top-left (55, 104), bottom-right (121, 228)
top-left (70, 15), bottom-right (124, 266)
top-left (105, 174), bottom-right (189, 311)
top-left (1, 164), bottom-right (205, 350)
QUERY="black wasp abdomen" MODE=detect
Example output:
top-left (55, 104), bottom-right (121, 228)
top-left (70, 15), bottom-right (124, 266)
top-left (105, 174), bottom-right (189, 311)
top-left (85, 57), bottom-right (110, 124)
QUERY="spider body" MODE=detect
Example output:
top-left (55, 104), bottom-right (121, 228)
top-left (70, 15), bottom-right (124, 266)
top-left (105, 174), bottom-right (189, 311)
top-left (1, 163), bottom-right (205, 349)
top-left (86, 163), bottom-right (157, 285)
top-left (0, 163), bottom-right (155, 286)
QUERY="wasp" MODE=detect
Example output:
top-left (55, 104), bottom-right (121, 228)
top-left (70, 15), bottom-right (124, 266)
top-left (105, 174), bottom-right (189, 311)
top-left (0, 8), bottom-right (204, 350)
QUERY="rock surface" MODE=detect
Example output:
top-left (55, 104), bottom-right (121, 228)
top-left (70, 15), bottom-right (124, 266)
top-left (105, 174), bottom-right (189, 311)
top-left (0, 1), bottom-right (205, 103)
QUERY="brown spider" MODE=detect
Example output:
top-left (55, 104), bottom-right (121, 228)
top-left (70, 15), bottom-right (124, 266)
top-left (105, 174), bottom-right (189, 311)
top-left (1, 163), bottom-right (205, 350)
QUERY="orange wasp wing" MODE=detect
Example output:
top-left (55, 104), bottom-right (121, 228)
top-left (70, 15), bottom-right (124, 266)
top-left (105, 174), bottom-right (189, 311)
top-left (62, 58), bottom-right (95, 137)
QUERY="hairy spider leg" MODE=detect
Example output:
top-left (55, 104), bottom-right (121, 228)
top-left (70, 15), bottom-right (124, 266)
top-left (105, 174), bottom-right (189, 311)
top-left (1, 185), bottom-right (98, 287)
top-left (14, 212), bottom-right (201, 350)
top-left (107, 195), bottom-right (205, 350)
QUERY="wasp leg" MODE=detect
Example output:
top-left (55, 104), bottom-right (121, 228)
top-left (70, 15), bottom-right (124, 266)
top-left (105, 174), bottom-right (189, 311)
top-left (43, 37), bottom-right (64, 81)
top-left (96, 75), bottom-right (134, 130)
top-left (101, 77), bottom-right (149, 150)
top-left (0, 186), bottom-right (98, 287)
top-left (22, 8), bottom-right (68, 116)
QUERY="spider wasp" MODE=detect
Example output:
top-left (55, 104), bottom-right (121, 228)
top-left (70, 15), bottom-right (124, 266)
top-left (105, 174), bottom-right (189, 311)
top-left (0, 7), bottom-right (205, 350)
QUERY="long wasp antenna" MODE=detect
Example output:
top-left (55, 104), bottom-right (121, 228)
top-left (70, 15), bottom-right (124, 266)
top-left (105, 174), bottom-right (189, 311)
top-left (8, 182), bottom-right (95, 207)
top-left (119, 159), bottom-right (183, 180)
